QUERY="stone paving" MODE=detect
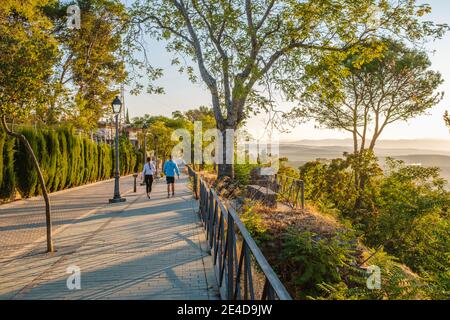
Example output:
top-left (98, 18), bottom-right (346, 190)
top-left (0, 175), bottom-right (219, 300)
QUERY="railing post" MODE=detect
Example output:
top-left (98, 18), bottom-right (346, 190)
top-left (194, 173), bottom-right (199, 200)
top-left (227, 211), bottom-right (234, 300)
top-left (300, 180), bottom-right (305, 210)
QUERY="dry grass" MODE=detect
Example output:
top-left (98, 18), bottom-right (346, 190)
top-left (252, 202), bottom-right (341, 239)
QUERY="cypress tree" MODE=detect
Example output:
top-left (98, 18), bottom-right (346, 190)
top-left (58, 129), bottom-right (69, 189)
top-left (15, 128), bottom-right (38, 197)
top-left (0, 131), bottom-right (5, 186)
top-left (91, 141), bottom-right (99, 181)
top-left (0, 136), bottom-right (16, 200)
top-left (65, 129), bottom-right (76, 187)
top-left (35, 130), bottom-right (49, 196)
top-left (44, 130), bottom-right (58, 192)
top-left (77, 136), bottom-right (85, 185)
top-left (71, 135), bottom-right (82, 187)
top-left (97, 144), bottom-right (103, 180)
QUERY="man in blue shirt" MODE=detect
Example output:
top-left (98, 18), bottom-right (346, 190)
top-left (163, 155), bottom-right (180, 197)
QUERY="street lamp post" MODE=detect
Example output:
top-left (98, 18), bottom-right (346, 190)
top-left (142, 123), bottom-right (148, 164)
top-left (140, 123), bottom-right (148, 186)
top-left (109, 96), bottom-right (126, 204)
top-left (154, 136), bottom-right (158, 178)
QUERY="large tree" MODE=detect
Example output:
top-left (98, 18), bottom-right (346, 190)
top-left (294, 40), bottom-right (443, 207)
top-left (297, 40), bottom-right (443, 155)
top-left (43, 0), bottom-right (129, 130)
top-left (131, 0), bottom-right (445, 178)
top-left (0, 0), bottom-right (59, 252)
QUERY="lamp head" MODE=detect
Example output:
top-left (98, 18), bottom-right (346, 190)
top-left (112, 96), bottom-right (122, 114)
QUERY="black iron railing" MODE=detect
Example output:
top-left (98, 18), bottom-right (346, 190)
top-left (274, 175), bottom-right (305, 210)
top-left (187, 166), bottom-right (292, 300)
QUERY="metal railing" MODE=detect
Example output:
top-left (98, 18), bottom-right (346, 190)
top-left (187, 166), bottom-right (292, 300)
top-left (274, 175), bottom-right (305, 210)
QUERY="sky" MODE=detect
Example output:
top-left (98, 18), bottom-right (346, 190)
top-left (123, 0), bottom-right (450, 142)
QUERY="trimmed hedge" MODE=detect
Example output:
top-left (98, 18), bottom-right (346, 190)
top-left (0, 127), bottom-right (139, 201)
top-left (0, 132), bottom-right (15, 200)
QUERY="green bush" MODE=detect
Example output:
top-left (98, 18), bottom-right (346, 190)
top-left (0, 132), bottom-right (5, 184)
top-left (65, 129), bottom-right (76, 188)
top-left (0, 127), bottom-right (138, 201)
top-left (235, 163), bottom-right (259, 186)
top-left (56, 128), bottom-right (69, 190)
top-left (280, 229), bottom-right (357, 299)
top-left (0, 136), bottom-right (15, 199)
top-left (297, 155), bottom-right (450, 299)
top-left (44, 130), bottom-right (59, 192)
top-left (14, 128), bottom-right (39, 197)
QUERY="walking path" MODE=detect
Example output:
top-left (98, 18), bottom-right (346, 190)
top-left (0, 175), bottom-right (219, 300)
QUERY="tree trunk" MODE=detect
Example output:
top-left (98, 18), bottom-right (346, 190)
top-left (1, 116), bottom-right (54, 252)
top-left (218, 163), bottom-right (234, 179)
top-left (352, 130), bottom-right (359, 189)
top-left (217, 127), bottom-right (234, 179)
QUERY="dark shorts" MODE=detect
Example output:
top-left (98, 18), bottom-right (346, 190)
top-left (166, 176), bottom-right (175, 184)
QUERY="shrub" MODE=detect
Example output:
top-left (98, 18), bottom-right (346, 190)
top-left (235, 163), bottom-right (259, 186)
top-left (0, 127), bottom-right (138, 200)
top-left (280, 229), bottom-right (356, 299)
top-left (0, 136), bottom-right (15, 199)
top-left (44, 130), bottom-right (59, 192)
top-left (0, 131), bottom-right (5, 184)
top-left (14, 128), bottom-right (39, 197)
top-left (56, 128), bottom-right (69, 190)
top-left (239, 202), bottom-right (269, 243)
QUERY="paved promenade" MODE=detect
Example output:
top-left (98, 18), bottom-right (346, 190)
top-left (0, 175), bottom-right (219, 300)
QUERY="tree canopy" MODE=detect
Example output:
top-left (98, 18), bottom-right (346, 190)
top-left (45, 0), bottom-right (130, 130)
top-left (0, 0), bottom-right (58, 119)
top-left (294, 40), bottom-right (444, 154)
top-left (131, 0), bottom-right (447, 177)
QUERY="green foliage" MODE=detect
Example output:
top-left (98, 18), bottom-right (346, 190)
top-left (316, 249), bottom-right (426, 300)
top-left (280, 229), bottom-right (357, 299)
top-left (445, 111), bottom-right (450, 130)
top-left (0, 0), bottom-right (58, 119)
top-left (298, 156), bottom-right (450, 299)
top-left (277, 158), bottom-right (300, 179)
top-left (299, 151), bottom-right (383, 219)
top-left (55, 128), bottom-right (68, 191)
top-left (239, 203), bottom-right (268, 243)
top-left (0, 127), bottom-right (139, 201)
top-left (44, 130), bottom-right (58, 192)
top-left (0, 135), bottom-right (15, 199)
top-left (0, 131), bottom-right (4, 184)
top-left (44, 0), bottom-right (130, 129)
top-left (0, 131), bottom-right (15, 199)
top-left (234, 163), bottom-right (259, 186)
top-left (367, 159), bottom-right (450, 297)
top-left (14, 128), bottom-right (39, 197)
top-left (297, 41), bottom-right (444, 156)
top-left (133, 0), bottom-right (447, 145)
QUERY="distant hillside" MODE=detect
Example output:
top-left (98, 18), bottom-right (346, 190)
top-left (283, 139), bottom-right (450, 153)
top-left (279, 144), bottom-right (450, 188)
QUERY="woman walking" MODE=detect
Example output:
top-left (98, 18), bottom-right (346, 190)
top-left (142, 157), bottom-right (156, 199)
